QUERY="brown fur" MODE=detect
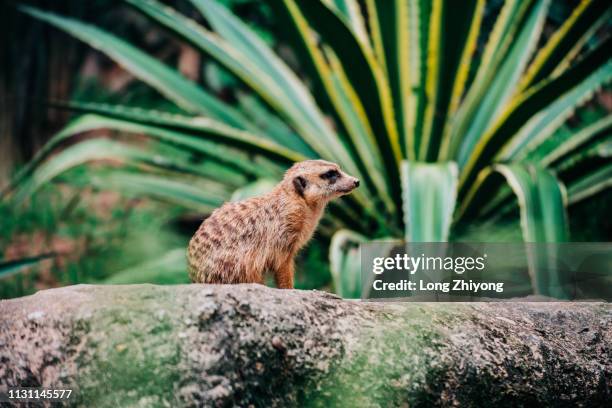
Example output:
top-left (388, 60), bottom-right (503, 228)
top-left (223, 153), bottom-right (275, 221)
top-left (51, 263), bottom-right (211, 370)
top-left (188, 160), bottom-right (359, 288)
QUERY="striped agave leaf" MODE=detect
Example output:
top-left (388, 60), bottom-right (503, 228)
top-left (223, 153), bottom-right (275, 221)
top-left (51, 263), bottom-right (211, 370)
top-left (13, 0), bottom-right (611, 298)
top-left (500, 60), bottom-right (612, 161)
top-left (465, 164), bottom-right (570, 298)
top-left (89, 169), bottom-right (231, 213)
top-left (10, 138), bottom-right (240, 205)
top-left (567, 162), bottom-right (612, 204)
top-left (329, 229), bottom-right (367, 298)
top-left (0, 254), bottom-right (55, 280)
top-left (102, 248), bottom-right (189, 284)
top-left (19, 6), bottom-right (251, 128)
top-left (401, 161), bottom-right (458, 242)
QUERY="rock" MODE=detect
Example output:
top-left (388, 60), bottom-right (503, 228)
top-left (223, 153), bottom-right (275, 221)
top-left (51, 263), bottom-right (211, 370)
top-left (0, 284), bottom-right (609, 407)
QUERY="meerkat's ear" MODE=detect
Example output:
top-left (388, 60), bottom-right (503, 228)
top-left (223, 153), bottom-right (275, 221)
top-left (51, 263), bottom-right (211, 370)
top-left (293, 176), bottom-right (307, 197)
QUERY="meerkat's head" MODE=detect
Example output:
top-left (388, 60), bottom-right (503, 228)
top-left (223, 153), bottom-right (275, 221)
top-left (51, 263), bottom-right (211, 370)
top-left (282, 160), bottom-right (360, 206)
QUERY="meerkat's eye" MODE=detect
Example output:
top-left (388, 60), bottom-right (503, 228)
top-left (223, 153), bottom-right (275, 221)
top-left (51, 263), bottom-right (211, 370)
top-left (320, 169), bottom-right (340, 183)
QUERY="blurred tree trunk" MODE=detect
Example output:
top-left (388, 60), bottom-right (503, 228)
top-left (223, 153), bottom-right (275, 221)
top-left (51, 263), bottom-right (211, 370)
top-left (0, 0), bottom-right (86, 187)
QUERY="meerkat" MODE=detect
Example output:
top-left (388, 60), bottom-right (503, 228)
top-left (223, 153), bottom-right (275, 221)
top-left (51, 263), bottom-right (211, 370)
top-left (188, 160), bottom-right (360, 288)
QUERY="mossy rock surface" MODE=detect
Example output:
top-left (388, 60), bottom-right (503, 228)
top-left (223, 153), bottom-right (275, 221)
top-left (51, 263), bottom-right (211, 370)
top-left (0, 284), bottom-right (609, 407)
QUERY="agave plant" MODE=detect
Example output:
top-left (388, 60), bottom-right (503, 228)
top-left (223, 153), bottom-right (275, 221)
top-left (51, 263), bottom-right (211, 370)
top-left (7, 0), bottom-right (611, 297)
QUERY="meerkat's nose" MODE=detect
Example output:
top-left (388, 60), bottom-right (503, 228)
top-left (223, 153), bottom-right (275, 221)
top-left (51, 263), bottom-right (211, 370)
top-left (354, 179), bottom-right (360, 188)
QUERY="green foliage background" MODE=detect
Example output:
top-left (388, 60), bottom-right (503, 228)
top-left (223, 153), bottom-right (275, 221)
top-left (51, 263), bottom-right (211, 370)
top-left (1, 0), bottom-right (610, 298)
